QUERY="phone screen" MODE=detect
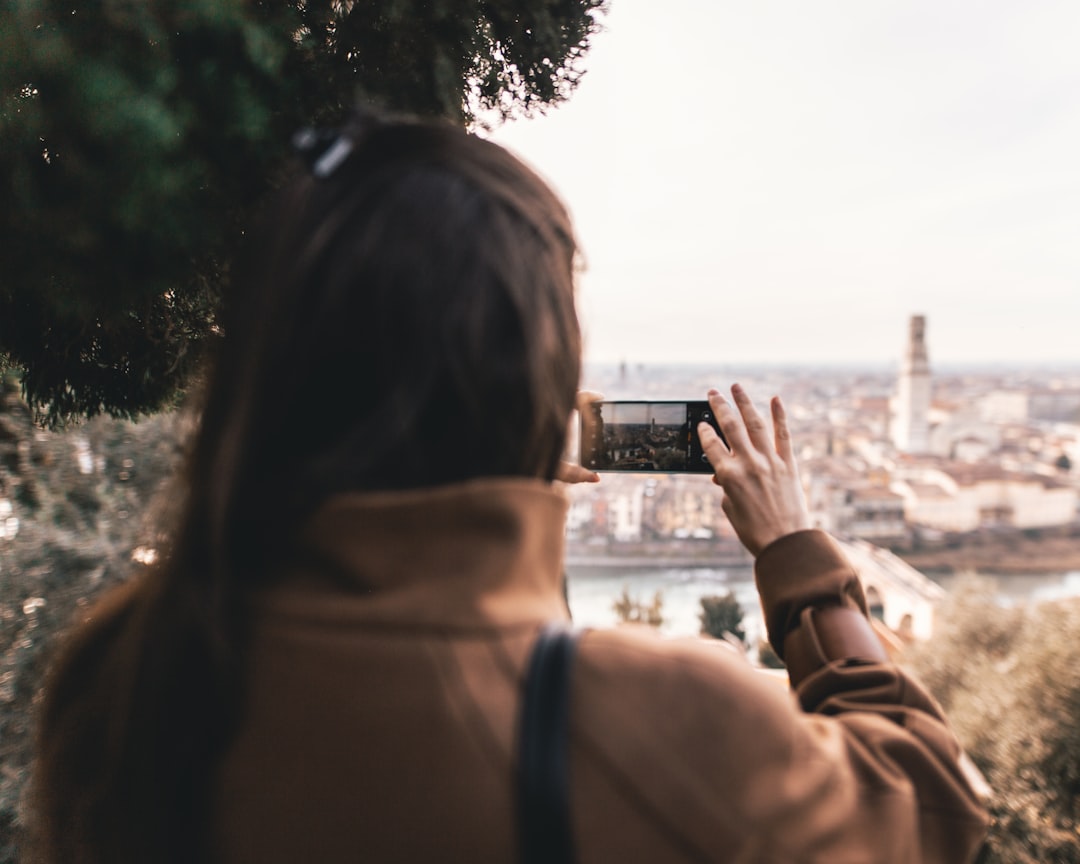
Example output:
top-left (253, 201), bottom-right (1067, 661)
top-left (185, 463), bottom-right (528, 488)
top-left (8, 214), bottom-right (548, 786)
top-left (579, 401), bottom-right (726, 473)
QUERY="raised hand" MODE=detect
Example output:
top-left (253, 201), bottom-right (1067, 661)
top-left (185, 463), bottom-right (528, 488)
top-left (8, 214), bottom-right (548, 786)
top-left (697, 384), bottom-right (811, 556)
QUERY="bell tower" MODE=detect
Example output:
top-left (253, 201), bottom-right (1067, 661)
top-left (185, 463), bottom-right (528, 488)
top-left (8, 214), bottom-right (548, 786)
top-left (892, 315), bottom-right (931, 453)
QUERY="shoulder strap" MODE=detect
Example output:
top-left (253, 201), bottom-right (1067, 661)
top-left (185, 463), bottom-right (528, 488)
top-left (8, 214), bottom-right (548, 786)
top-left (517, 622), bottom-right (581, 864)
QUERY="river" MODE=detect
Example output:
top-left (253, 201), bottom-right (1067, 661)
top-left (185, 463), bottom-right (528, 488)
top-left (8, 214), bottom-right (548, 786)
top-left (565, 565), bottom-right (1080, 640)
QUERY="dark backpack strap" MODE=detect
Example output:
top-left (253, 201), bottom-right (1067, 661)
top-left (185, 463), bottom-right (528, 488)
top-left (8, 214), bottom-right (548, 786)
top-left (518, 622), bottom-right (581, 864)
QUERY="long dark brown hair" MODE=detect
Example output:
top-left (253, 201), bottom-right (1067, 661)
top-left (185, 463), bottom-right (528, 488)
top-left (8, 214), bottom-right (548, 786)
top-left (33, 109), bottom-right (581, 863)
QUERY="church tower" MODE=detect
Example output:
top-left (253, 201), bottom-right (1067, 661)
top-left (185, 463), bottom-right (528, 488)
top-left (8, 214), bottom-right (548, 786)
top-left (892, 315), bottom-right (931, 453)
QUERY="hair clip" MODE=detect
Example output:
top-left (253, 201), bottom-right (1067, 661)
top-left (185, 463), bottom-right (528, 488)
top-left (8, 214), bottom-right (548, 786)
top-left (292, 127), bottom-right (355, 179)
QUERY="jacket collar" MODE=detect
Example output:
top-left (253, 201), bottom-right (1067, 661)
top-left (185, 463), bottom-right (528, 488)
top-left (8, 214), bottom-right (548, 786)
top-left (259, 477), bottom-right (571, 632)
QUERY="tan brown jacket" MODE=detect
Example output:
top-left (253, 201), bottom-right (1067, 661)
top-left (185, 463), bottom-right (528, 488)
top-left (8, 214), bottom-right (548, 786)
top-left (213, 478), bottom-right (987, 863)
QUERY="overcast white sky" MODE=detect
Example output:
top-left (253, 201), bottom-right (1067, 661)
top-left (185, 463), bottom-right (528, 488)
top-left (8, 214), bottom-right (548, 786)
top-left (488, 0), bottom-right (1080, 367)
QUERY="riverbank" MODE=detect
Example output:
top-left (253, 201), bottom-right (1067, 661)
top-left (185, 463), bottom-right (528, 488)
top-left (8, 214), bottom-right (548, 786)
top-left (565, 537), bottom-right (752, 571)
top-left (895, 531), bottom-right (1080, 574)
top-left (567, 528), bottom-right (1080, 576)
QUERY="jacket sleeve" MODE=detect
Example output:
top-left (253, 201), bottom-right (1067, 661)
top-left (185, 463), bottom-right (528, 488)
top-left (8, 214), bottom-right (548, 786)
top-left (754, 529), bottom-right (989, 863)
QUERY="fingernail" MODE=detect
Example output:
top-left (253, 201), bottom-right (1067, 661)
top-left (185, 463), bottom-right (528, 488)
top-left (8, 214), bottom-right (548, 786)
top-left (707, 388), bottom-right (720, 397)
top-left (732, 382), bottom-right (743, 393)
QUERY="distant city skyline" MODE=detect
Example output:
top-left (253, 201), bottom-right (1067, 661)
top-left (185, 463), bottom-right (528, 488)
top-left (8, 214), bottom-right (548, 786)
top-left (488, 0), bottom-right (1080, 367)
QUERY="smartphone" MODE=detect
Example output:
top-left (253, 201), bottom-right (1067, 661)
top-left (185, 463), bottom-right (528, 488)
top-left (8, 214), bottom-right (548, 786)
top-left (579, 401), bottom-right (727, 473)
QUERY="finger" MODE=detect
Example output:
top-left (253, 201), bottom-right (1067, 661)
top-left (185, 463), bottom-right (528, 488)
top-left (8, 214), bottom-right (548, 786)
top-left (555, 461), bottom-right (600, 484)
top-left (771, 396), bottom-right (794, 464)
top-left (731, 383), bottom-right (770, 453)
top-left (566, 391), bottom-right (605, 464)
top-left (575, 390), bottom-right (604, 411)
top-left (697, 421), bottom-right (729, 477)
top-left (708, 389), bottom-right (752, 457)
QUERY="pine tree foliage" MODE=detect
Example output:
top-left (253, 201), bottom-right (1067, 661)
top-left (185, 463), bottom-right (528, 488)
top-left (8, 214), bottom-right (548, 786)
top-left (0, 0), bottom-right (606, 424)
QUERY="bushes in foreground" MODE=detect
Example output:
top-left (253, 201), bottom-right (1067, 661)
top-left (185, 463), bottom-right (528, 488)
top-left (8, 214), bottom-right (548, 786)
top-left (905, 577), bottom-right (1080, 863)
top-left (0, 380), bottom-right (187, 862)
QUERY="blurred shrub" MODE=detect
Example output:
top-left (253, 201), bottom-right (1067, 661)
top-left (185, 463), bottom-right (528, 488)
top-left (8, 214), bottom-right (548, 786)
top-left (612, 586), bottom-right (664, 628)
top-left (699, 591), bottom-right (746, 644)
top-left (0, 376), bottom-right (188, 863)
top-left (756, 639), bottom-right (786, 670)
top-left (905, 576), bottom-right (1080, 863)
